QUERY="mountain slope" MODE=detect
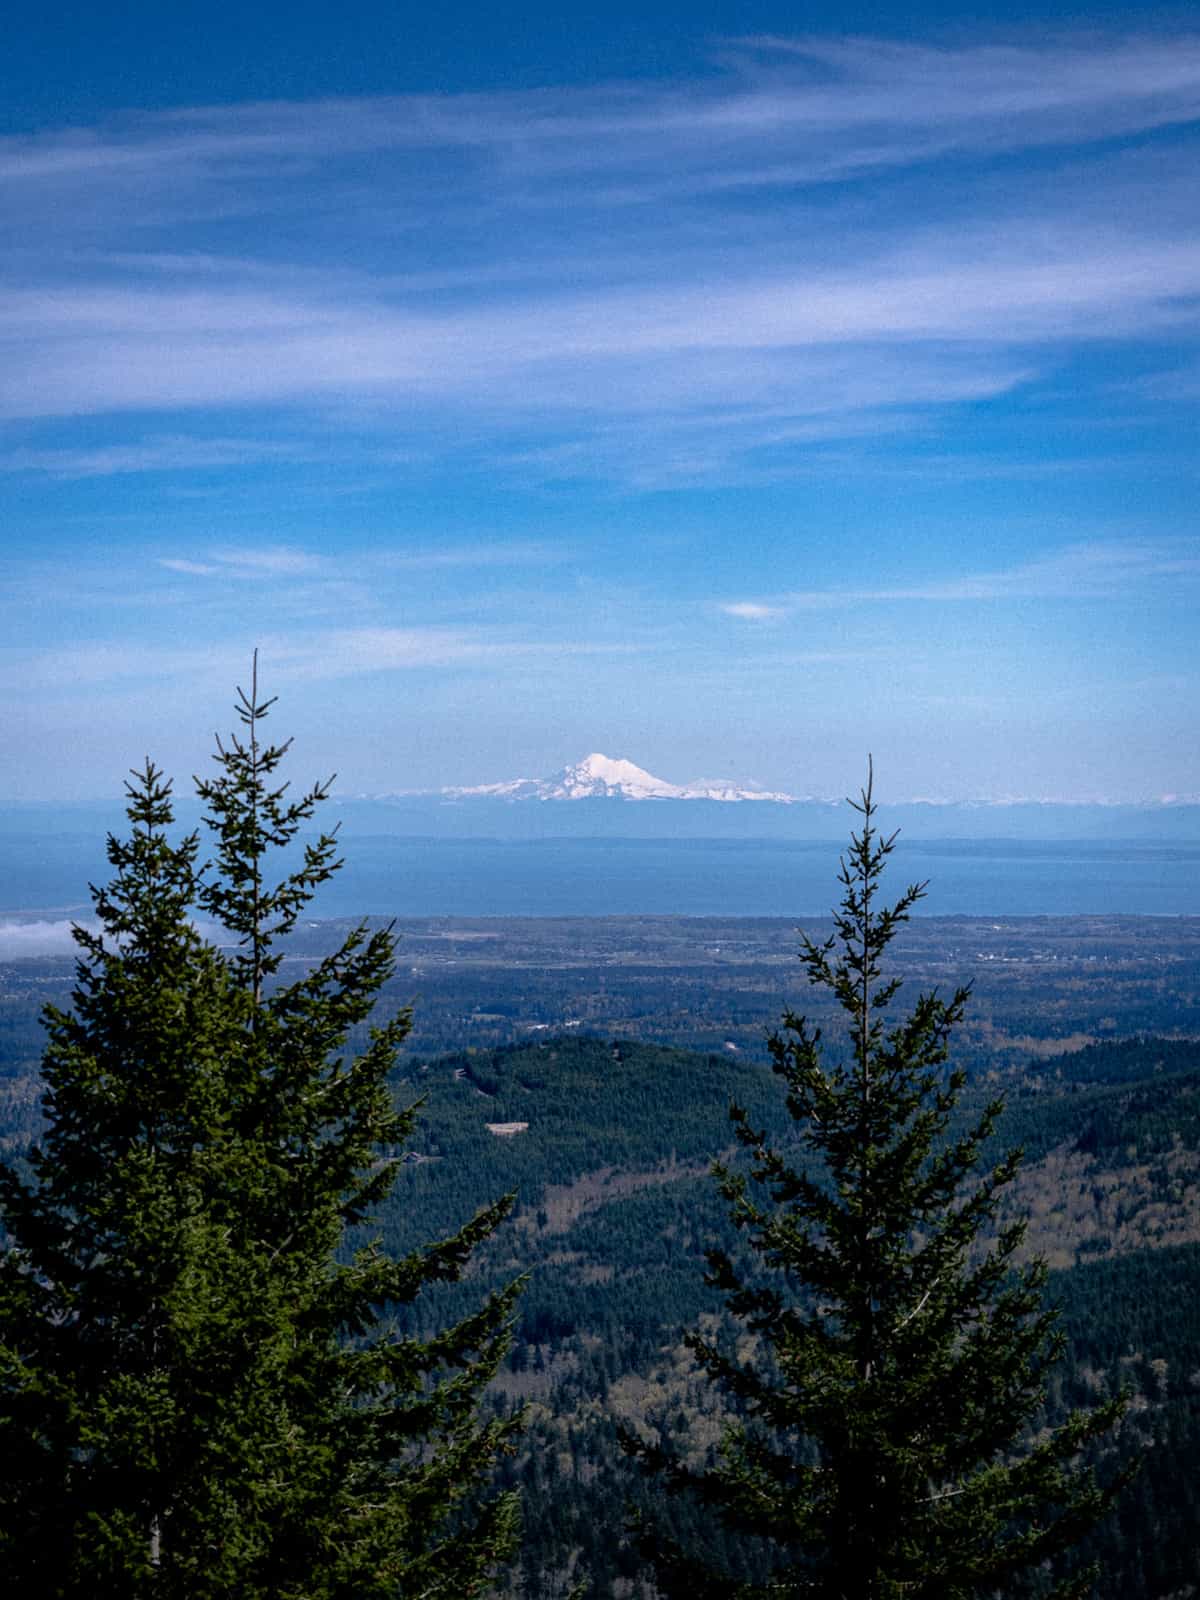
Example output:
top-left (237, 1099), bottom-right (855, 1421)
top-left (443, 752), bottom-right (796, 802)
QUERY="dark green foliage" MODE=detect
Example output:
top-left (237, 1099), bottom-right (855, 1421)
top-left (372, 1034), bottom-right (796, 1354)
top-left (1036, 1036), bottom-right (1200, 1088)
top-left (631, 772), bottom-right (1132, 1599)
top-left (974, 1036), bottom-right (1200, 1184)
top-left (0, 668), bottom-right (521, 1598)
top-left (1048, 1245), bottom-right (1200, 1598)
top-left (394, 1037), bottom-right (791, 1232)
top-left (4, 919), bottom-right (1196, 1594)
top-left (997, 1063), bottom-right (1200, 1169)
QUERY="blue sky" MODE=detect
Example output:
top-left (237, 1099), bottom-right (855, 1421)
top-left (3, 2), bottom-right (1199, 803)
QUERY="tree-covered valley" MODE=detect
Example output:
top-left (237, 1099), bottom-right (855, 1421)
top-left (3, 916), bottom-right (1199, 1595)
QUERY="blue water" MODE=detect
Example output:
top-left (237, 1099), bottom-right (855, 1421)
top-left (2, 834), bottom-right (1199, 920)
top-left (329, 837), bottom-right (1200, 918)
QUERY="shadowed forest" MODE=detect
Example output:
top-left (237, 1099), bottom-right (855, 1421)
top-left (3, 913), bottom-right (1198, 1594)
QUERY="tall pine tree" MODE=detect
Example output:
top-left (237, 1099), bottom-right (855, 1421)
top-left (0, 665), bottom-right (522, 1598)
top-left (630, 767), bottom-right (1131, 1599)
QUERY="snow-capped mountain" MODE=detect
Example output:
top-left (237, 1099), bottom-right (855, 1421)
top-left (443, 753), bottom-right (796, 803)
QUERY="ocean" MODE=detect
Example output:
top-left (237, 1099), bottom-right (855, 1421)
top-left (4, 834), bottom-right (1198, 923)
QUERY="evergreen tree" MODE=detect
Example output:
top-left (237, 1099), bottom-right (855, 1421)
top-left (630, 768), bottom-right (1131, 1599)
top-left (0, 665), bottom-right (521, 1598)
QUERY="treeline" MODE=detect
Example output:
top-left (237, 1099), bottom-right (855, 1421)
top-left (4, 1003), bottom-right (1200, 1592)
top-left (5, 1019), bottom-right (1198, 1592)
top-left (365, 1031), bottom-right (1200, 1597)
top-left (1053, 1247), bottom-right (1200, 1596)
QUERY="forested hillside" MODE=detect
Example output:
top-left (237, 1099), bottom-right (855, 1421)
top-left (2, 949), bottom-right (1198, 1594)
top-left (367, 1032), bottom-right (1199, 1597)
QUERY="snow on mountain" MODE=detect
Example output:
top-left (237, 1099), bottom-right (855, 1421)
top-left (443, 752), bottom-right (796, 803)
top-left (369, 755), bottom-right (1200, 811)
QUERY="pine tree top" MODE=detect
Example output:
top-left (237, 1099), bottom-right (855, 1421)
top-left (629, 764), bottom-right (1134, 1600)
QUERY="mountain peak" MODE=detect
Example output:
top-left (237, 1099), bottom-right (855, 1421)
top-left (444, 754), bottom-right (796, 803)
top-left (555, 753), bottom-right (682, 798)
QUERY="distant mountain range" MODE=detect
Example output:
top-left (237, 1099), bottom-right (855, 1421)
top-left (441, 752), bottom-right (797, 804)
top-left (3, 761), bottom-right (1199, 871)
top-left (318, 754), bottom-right (1200, 844)
top-left (376, 752), bottom-right (1200, 815)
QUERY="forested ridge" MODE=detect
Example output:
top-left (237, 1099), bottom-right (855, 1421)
top-left (3, 950), bottom-right (1199, 1594)
top-left (347, 1030), bottom-right (1195, 1597)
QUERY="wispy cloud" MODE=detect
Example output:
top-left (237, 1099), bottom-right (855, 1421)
top-left (156, 546), bottom-right (327, 579)
top-left (1, 237), bottom-right (1195, 421)
top-left (0, 919), bottom-right (94, 959)
top-left (253, 627), bottom-right (643, 682)
top-left (4, 435), bottom-right (311, 478)
top-left (721, 601), bottom-right (786, 620)
top-left (376, 540), bottom-right (574, 570)
top-left (152, 541), bottom-right (572, 592)
top-left (8, 641), bottom-right (232, 691)
top-left (158, 557), bottom-right (222, 576)
top-left (1, 624), bottom-right (643, 696)
top-left (4, 35), bottom-right (1199, 194)
top-left (0, 32), bottom-right (1197, 484)
top-left (721, 541), bottom-right (1200, 617)
top-left (0, 916), bottom-right (234, 959)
